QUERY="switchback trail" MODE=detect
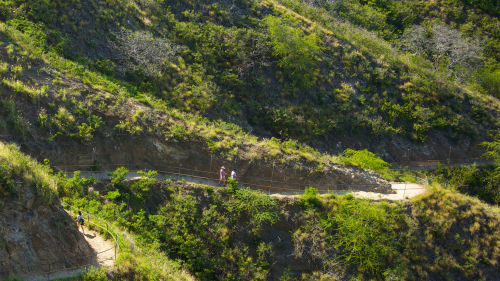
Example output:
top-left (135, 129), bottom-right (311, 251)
top-left (24, 224), bottom-right (115, 281)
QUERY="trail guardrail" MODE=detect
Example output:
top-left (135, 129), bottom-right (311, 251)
top-left (52, 163), bottom-right (429, 195)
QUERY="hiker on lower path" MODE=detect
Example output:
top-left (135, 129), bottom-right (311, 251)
top-left (219, 166), bottom-right (226, 186)
top-left (76, 211), bottom-right (85, 234)
top-left (231, 168), bottom-right (238, 181)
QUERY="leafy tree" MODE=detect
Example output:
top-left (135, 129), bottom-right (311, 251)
top-left (264, 15), bottom-right (322, 72)
top-left (130, 170), bottom-right (156, 203)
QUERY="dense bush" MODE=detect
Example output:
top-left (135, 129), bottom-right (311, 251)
top-left (331, 198), bottom-right (408, 274)
top-left (339, 148), bottom-right (391, 171)
top-left (299, 186), bottom-right (321, 209)
top-left (65, 167), bottom-right (279, 280)
top-left (429, 164), bottom-right (500, 205)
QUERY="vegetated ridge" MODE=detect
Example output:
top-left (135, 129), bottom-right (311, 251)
top-left (2, 0), bottom-right (500, 280)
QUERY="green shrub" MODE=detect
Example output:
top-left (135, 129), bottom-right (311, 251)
top-left (69, 116), bottom-right (104, 142)
top-left (130, 170), bottom-right (156, 203)
top-left (339, 148), bottom-right (391, 171)
top-left (105, 190), bottom-right (121, 200)
top-left (226, 178), bottom-right (239, 193)
top-left (36, 109), bottom-right (49, 130)
top-left (227, 186), bottom-right (280, 231)
top-left (108, 167), bottom-right (129, 187)
top-left (300, 186), bottom-right (321, 209)
top-left (83, 266), bottom-right (110, 281)
top-left (331, 198), bottom-right (406, 274)
top-left (264, 15), bottom-right (322, 71)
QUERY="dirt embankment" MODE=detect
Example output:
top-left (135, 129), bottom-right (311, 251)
top-left (19, 134), bottom-right (391, 193)
top-left (0, 186), bottom-right (96, 280)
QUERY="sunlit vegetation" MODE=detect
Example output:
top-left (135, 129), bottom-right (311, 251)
top-left (0, 142), bottom-right (56, 203)
top-left (0, 0), bottom-right (499, 151)
top-left (2, 0), bottom-right (500, 279)
top-left (56, 166), bottom-right (500, 280)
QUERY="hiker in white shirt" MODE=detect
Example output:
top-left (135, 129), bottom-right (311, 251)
top-left (231, 168), bottom-right (238, 181)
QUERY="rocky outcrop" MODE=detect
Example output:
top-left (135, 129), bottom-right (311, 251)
top-left (0, 187), bottom-right (94, 280)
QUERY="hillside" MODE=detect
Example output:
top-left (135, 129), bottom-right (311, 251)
top-left (0, 141), bottom-right (499, 280)
top-left (0, 0), bottom-right (499, 163)
top-left (0, 24), bottom-right (392, 192)
top-left (60, 167), bottom-right (500, 280)
top-left (0, 142), bottom-right (96, 278)
top-left (0, 142), bottom-right (195, 280)
top-left (3, 0), bottom-right (500, 280)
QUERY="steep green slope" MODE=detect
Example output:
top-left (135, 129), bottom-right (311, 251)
top-left (0, 0), bottom-right (499, 161)
top-left (0, 23), bottom-right (395, 190)
top-left (0, 142), bottom-right (57, 203)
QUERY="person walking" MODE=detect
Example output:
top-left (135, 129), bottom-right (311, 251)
top-left (219, 166), bottom-right (226, 186)
top-left (231, 168), bottom-right (238, 181)
top-left (76, 211), bottom-right (85, 234)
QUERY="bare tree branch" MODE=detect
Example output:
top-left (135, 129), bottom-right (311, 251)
top-left (401, 23), bottom-right (483, 79)
top-left (110, 30), bottom-right (183, 78)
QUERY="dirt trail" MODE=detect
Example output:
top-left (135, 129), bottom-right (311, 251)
top-left (23, 223), bottom-right (116, 281)
top-left (70, 171), bottom-right (427, 200)
top-left (79, 225), bottom-right (116, 268)
top-left (270, 183), bottom-right (427, 200)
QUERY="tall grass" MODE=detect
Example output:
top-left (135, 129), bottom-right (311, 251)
top-left (2, 78), bottom-right (48, 102)
top-left (111, 227), bottom-right (196, 281)
top-left (0, 142), bottom-right (57, 203)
